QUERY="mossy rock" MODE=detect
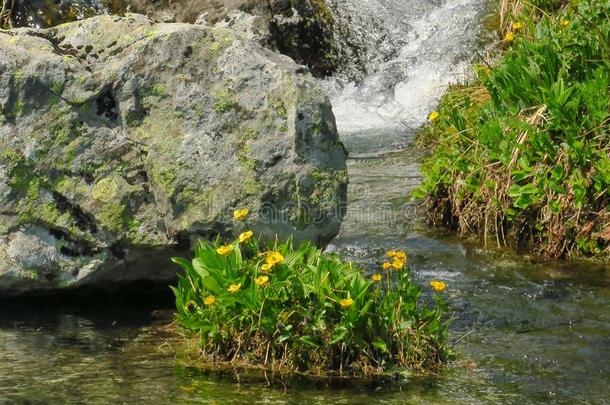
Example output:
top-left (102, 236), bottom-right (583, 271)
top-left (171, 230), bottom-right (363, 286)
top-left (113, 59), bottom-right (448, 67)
top-left (0, 14), bottom-right (347, 296)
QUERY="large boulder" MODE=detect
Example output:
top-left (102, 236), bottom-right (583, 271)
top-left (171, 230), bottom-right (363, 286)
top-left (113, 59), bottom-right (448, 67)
top-left (0, 14), bottom-right (347, 295)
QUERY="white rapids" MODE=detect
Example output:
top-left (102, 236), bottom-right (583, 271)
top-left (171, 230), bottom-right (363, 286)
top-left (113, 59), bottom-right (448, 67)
top-left (322, 0), bottom-right (490, 154)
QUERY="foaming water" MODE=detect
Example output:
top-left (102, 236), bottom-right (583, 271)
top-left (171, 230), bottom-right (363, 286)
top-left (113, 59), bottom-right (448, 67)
top-left (322, 0), bottom-right (489, 257)
top-left (324, 0), bottom-right (489, 153)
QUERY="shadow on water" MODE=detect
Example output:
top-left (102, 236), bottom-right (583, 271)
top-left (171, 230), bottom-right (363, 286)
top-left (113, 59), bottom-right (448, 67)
top-left (0, 282), bottom-right (175, 327)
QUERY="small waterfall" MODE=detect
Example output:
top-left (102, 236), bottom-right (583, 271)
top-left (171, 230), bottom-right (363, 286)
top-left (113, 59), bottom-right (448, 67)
top-left (323, 0), bottom-right (490, 155)
top-left (322, 0), bottom-right (490, 258)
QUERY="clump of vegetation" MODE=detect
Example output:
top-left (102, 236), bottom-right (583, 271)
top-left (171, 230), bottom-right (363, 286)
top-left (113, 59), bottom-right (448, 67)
top-left (171, 208), bottom-right (451, 376)
top-left (0, 0), bottom-right (14, 28)
top-left (212, 90), bottom-right (237, 113)
top-left (415, 0), bottom-right (610, 260)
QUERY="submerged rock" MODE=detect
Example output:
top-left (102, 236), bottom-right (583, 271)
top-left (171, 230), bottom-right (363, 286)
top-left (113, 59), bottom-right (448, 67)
top-left (0, 14), bottom-right (347, 295)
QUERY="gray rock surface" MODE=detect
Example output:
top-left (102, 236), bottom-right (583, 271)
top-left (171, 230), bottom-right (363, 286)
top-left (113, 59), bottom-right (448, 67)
top-left (0, 14), bottom-right (347, 295)
top-left (126, 0), bottom-right (361, 77)
top-left (4, 0), bottom-right (365, 78)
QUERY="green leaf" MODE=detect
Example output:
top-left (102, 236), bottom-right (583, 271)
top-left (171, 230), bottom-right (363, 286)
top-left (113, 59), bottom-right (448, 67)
top-left (330, 326), bottom-right (348, 344)
top-left (299, 335), bottom-right (321, 348)
top-left (372, 340), bottom-right (388, 353)
top-left (171, 257), bottom-right (193, 272)
top-left (192, 258), bottom-right (208, 277)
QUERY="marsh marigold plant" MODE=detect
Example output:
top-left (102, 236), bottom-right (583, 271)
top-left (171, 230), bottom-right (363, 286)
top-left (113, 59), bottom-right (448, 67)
top-left (171, 221), bottom-right (452, 375)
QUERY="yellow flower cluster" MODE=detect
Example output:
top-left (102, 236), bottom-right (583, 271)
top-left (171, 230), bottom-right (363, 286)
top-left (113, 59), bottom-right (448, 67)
top-left (206, 239), bottom-right (447, 317)
top-left (428, 111), bottom-right (439, 121)
top-left (214, 208), bottom-right (253, 258)
top-left (261, 251), bottom-right (284, 273)
top-left (504, 31), bottom-right (515, 43)
top-left (382, 250), bottom-right (407, 271)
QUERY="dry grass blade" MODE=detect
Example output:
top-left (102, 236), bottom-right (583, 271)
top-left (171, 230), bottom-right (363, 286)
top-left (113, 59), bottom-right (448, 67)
top-left (507, 104), bottom-right (548, 174)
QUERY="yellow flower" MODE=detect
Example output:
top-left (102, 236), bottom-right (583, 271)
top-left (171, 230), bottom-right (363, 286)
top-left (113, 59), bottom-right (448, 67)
top-left (430, 280), bottom-right (446, 293)
top-left (560, 19), bottom-right (569, 27)
top-left (382, 262), bottom-right (392, 271)
top-left (238, 230), bottom-right (253, 243)
top-left (255, 275), bottom-right (269, 287)
top-left (339, 298), bottom-right (353, 308)
top-left (504, 31), bottom-right (514, 42)
top-left (371, 274), bottom-right (382, 282)
top-left (216, 244), bottom-right (234, 256)
top-left (233, 208), bottom-right (250, 221)
top-left (265, 251), bottom-right (284, 266)
top-left (394, 251), bottom-right (407, 262)
top-left (204, 295), bottom-right (216, 306)
top-left (261, 262), bottom-right (273, 273)
top-left (391, 259), bottom-right (405, 270)
top-left (227, 283), bottom-right (241, 293)
top-left (387, 249), bottom-right (406, 261)
top-left (512, 22), bottom-right (522, 31)
top-left (387, 250), bottom-right (407, 269)
top-left (428, 111), bottom-right (439, 121)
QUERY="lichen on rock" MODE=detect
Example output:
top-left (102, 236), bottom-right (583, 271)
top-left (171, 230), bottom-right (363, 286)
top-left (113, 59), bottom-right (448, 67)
top-left (0, 14), bottom-right (347, 295)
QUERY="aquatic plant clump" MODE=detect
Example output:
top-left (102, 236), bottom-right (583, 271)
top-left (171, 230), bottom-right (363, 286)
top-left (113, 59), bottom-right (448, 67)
top-left (171, 210), bottom-right (451, 375)
top-left (416, 0), bottom-right (610, 260)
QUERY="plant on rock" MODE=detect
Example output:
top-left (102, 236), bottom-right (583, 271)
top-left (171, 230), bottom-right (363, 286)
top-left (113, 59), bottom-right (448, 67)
top-left (171, 211), bottom-right (451, 375)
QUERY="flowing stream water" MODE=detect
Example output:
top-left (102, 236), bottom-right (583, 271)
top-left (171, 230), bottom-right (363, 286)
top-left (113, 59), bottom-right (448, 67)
top-left (1, 0), bottom-right (610, 403)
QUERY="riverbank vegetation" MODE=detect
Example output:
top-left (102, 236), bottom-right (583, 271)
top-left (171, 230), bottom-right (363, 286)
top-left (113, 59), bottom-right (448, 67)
top-left (416, 0), bottom-right (610, 260)
top-left (171, 209), bottom-right (451, 376)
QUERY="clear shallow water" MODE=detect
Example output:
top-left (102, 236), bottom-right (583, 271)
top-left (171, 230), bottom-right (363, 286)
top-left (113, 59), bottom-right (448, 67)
top-left (1, 245), bottom-right (608, 403)
top-left (2, 0), bottom-right (610, 403)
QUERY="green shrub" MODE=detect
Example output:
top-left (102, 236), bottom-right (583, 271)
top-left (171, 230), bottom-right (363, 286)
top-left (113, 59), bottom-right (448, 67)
top-left (416, 0), bottom-right (610, 259)
top-left (171, 209), bottom-right (451, 375)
